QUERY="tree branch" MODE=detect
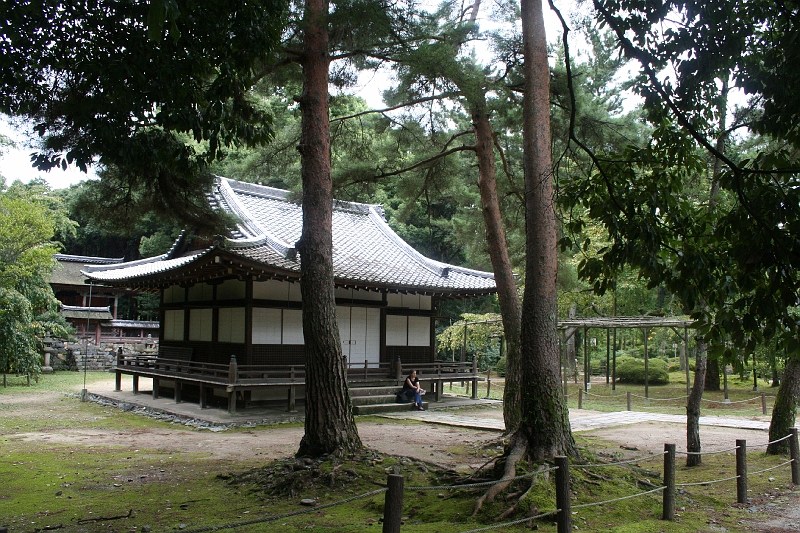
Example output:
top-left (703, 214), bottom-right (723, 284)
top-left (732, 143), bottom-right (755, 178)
top-left (376, 145), bottom-right (475, 179)
top-left (330, 93), bottom-right (460, 123)
top-left (549, 0), bottom-right (631, 220)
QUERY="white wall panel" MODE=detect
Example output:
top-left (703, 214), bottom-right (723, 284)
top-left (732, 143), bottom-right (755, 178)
top-left (189, 308), bottom-right (213, 341)
top-left (386, 293), bottom-right (402, 309)
top-left (282, 309), bottom-right (304, 344)
top-left (252, 308), bottom-right (282, 344)
top-left (253, 280), bottom-right (301, 301)
top-left (163, 309), bottom-right (184, 341)
top-left (218, 307), bottom-right (245, 343)
top-left (349, 307), bottom-right (367, 360)
top-left (217, 279), bottom-right (246, 300)
top-left (386, 315), bottom-right (407, 346)
top-left (365, 308), bottom-right (381, 362)
top-left (188, 282), bottom-right (214, 302)
top-left (408, 316), bottom-right (430, 346)
top-left (163, 285), bottom-right (185, 304)
top-left (337, 306), bottom-right (351, 348)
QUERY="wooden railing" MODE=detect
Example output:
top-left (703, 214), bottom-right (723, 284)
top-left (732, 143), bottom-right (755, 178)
top-left (114, 349), bottom-right (481, 413)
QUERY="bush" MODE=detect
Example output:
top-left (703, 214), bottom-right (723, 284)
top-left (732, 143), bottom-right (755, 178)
top-left (615, 358), bottom-right (670, 385)
top-left (495, 357), bottom-right (506, 377)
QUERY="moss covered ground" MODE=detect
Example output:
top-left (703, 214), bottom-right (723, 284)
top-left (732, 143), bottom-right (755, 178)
top-left (0, 372), bottom-right (796, 532)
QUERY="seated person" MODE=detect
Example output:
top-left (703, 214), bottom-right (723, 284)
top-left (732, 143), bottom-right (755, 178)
top-left (400, 370), bottom-right (425, 410)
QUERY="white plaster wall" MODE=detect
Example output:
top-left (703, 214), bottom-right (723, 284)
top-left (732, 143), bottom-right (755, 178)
top-left (281, 309), bottom-right (304, 344)
top-left (252, 307), bottom-right (282, 344)
top-left (386, 315), bottom-right (407, 346)
top-left (163, 309), bottom-right (184, 341)
top-left (218, 307), bottom-right (245, 343)
top-left (188, 282), bottom-right (214, 302)
top-left (334, 287), bottom-right (383, 302)
top-left (217, 279), bottom-right (246, 300)
top-left (162, 285), bottom-right (185, 304)
top-left (408, 316), bottom-right (430, 346)
top-left (189, 308), bottom-right (213, 341)
top-left (253, 279), bottom-right (302, 302)
top-left (338, 306), bottom-right (381, 364)
top-left (386, 293), bottom-right (431, 310)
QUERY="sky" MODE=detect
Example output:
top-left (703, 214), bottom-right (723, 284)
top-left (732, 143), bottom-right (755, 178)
top-left (0, 118), bottom-right (97, 190)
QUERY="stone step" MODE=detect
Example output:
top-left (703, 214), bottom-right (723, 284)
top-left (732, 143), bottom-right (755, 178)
top-left (348, 386), bottom-right (403, 397)
top-left (350, 393), bottom-right (401, 406)
top-left (353, 401), bottom-right (428, 416)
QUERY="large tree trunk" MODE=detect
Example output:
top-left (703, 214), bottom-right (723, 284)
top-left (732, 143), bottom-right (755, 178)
top-left (686, 340), bottom-right (707, 466)
top-left (767, 353), bottom-right (799, 454)
top-left (516, 0), bottom-right (577, 461)
top-left (472, 103), bottom-right (523, 433)
top-left (296, 0), bottom-right (362, 457)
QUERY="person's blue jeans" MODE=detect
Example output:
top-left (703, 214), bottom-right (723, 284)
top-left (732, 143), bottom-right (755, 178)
top-left (402, 389), bottom-right (422, 406)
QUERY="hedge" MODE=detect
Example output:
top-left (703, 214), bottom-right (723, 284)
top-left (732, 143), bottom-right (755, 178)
top-left (615, 358), bottom-right (670, 385)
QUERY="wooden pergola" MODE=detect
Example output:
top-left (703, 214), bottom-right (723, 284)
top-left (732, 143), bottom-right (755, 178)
top-left (558, 316), bottom-right (695, 397)
top-left (453, 315), bottom-right (696, 398)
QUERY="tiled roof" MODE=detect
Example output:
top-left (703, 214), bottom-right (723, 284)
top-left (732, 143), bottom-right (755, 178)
top-left (83, 177), bottom-right (496, 296)
top-left (83, 252), bottom-right (207, 282)
top-left (60, 305), bottom-right (113, 320)
top-left (50, 254), bottom-right (125, 286)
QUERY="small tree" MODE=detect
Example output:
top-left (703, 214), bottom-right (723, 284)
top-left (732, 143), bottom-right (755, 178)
top-left (0, 180), bottom-right (72, 382)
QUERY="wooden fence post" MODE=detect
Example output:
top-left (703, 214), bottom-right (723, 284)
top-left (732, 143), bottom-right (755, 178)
top-left (383, 473), bottom-right (404, 533)
top-left (736, 439), bottom-right (747, 504)
top-left (627, 391), bottom-right (632, 411)
top-left (790, 427), bottom-right (799, 485)
top-left (578, 389), bottom-right (583, 409)
top-left (761, 392), bottom-right (767, 415)
top-left (471, 355), bottom-right (478, 399)
top-left (663, 443), bottom-right (675, 520)
top-left (555, 456), bottom-right (571, 533)
top-left (288, 367), bottom-right (297, 413)
top-left (228, 355), bottom-right (238, 414)
top-left (115, 347), bottom-right (123, 391)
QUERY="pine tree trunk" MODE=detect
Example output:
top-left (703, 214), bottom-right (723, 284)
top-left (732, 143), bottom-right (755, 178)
top-left (472, 104), bottom-right (523, 433)
top-left (516, 0), bottom-right (577, 461)
top-left (296, 0), bottom-right (361, 457)
top-left (686, 340), bottom-right (707, 466)
top-left (704, 357), bottom-right (721, 391)
top-left (767, 353), bottom-right (799, 454)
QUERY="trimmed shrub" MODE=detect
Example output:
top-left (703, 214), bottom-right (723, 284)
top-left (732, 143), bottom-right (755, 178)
top-left (615, 358), bottom-right (670, 385)
top-left (495, 357), bottom-right (506, 377)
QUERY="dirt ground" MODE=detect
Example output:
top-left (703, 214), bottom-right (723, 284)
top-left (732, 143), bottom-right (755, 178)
top-left (2, 384), bottom-right (797, 531)
top-left (3, 388), bottom-right (770, 468)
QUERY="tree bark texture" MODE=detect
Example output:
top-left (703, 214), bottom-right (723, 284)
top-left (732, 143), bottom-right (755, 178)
top-left (296, 0), bottom-right (362, 457)
top-left (517, 0), bottom-right (577, 461)
top-left (686, 340), bottom-right (707, 466)
top-left (704, 357), bottom-right (721, 391)
top-left (472, 104), bottom-right (523, 434)
top-left (767, 353), bottom-right (799, 454)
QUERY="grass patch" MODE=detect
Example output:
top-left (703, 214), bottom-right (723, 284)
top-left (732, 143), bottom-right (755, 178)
top-left (0, 370), bottom-right (114, 394)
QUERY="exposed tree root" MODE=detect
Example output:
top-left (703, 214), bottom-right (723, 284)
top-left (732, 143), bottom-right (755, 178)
top-left (76, 509), bottom-right (133, 524)
top-left (496, 477), bottom-right (536, 520)
top-left (472, 434), bottom-right (527, 517)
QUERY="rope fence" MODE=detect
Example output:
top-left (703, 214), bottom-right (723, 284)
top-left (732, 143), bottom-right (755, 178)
top-left (176, 427), bottom-right (799, 533)
top-left (577, 388), bottom-right (775, 414)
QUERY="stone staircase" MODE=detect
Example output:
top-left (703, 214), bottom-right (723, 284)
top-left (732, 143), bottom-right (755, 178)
top-left (349, 382), bottom-right (429, 415)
